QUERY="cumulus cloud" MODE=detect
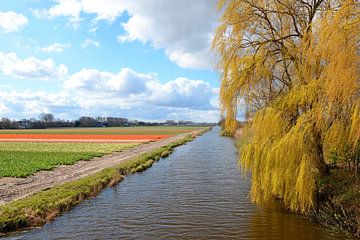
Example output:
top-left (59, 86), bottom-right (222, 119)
top-left (0, 52), bottom-right (68, 80)
top-left (0, 102), bottom-right (10, 114)
top-left (0, 90), bottom-right (78, 119)
top-left (40, 43), bottom-right (71, 53)
top-left (0, 87), bottom-right (219, 122)
top-left (60, 66), bottom-right (220, 120)
top-left (65, 68), bottom-right (111, 91)
top-left (81, 38), bottom-right (100, 48)
top-left (0, 51), bottom-right (219, 120)
top-left (148, 77), bottom-right (214, 109)
top-left (64, 68), bottom-right (152, 95)
top-left (118, 0), bottom-right (218, 69)
top-left (106, 68), bottom-right (154, 94)
top-left (0, 11), bottom-right (28, 33)
top-left (33, 0), bottom-right (218, 70)
top-left (33, 0), bottom-right (126, 28)
top-left (65, 67), bottom-right (218, 110)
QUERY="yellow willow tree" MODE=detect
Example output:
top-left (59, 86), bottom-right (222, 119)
top-left (213, 0), bottom-right (360, 213)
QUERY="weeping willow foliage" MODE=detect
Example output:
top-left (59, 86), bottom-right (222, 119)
top-left (213, 0), bottom-right (360, 213)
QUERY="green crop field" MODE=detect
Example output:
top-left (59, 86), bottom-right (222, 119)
top-left (0, 126), bottom-right (204, 135)
top-left (0, 142), bottom-right (137, 178)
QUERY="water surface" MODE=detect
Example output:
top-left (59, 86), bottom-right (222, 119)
top-left (4, 127), bottom-right (353, 239)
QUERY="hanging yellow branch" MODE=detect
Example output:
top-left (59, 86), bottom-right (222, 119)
top-left (213, 0), bottom-right (360, 213)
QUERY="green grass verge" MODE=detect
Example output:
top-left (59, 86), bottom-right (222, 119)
top-left (0, 134), bottom-right (199, 234)
top-left (0, 142), bottom-right (137, 177)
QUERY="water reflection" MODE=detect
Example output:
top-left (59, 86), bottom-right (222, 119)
top-left (246, 201), bottom-right (349, 240)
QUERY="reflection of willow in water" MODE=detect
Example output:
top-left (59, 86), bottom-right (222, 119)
top-left (247, 201), bottom-right (350, 240)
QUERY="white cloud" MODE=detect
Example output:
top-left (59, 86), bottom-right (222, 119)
top-left (65, 68), bottom-right (111, 91)
top-left (64, 67), bottom-right (151, 95)
top-left (33, 0), bottom-right (218, 70)
top-left (60, 67), bottom-right (220, 121)
top-left (0, 86), bottom-right (219, 122)
top-left (0, 102), bottom-right (10, 114)
top-left (106, 68), bottom-right (154, 94)
top-left (65, 67), bottom-right (153, 97)
top-left (33, 0), bottom-right (126, 28)
top-left (0, 11), bottom-right (28, 33)
top-left (118, 0), bottom-right (218, 69)
top-left (81, 38), bottom-right (100, 48)
top-left (0, 90), bottom-right (78, 119)
top-left (40, 43), bottom-right (71, 53)
top-left (0, 52), bottom-right (219, 121)
top-left (0, 52), bottom-right (68, 81)
top-left (65, 67), bottom-right (218, 111)
top-left (148, 77), bottom-right (214, 109)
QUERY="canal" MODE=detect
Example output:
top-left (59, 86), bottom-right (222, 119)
top-left (5, 127), bottom-right (353, 239)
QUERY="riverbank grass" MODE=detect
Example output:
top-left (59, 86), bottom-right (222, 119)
top-left (312, 169), bottom-right (360, 236)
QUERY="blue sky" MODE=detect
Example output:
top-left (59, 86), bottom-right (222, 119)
top-left (0, 0), bottom-right (220, 122)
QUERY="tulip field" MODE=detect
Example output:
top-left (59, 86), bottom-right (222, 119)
top-left (0, 126), bottom-right (199, 143)
top-left (0, 126), bottom-right (201, 177)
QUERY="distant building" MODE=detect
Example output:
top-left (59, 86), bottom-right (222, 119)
top-left (18, 119), bottom-right (32, 129)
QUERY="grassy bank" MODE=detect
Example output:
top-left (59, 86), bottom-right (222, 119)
top-left (311, 169), bottom-right (360, 237)
top-left (0, 130), bottom-right (207, 235)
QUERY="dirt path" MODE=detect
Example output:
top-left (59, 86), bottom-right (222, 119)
top-left (0, 131), bottom-right (202, 205)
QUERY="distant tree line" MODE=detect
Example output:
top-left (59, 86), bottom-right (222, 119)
top-left (0, 113), bottom-right (211, 129)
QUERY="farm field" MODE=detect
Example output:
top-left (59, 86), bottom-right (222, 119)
top-left (0, 142), bottom-right (137, 177)
top-left (0, 126), bottom-right (203, 177)
top-left (0, 126), bottom-right (204, 143)
top-left (0, 134), bottom-right (170, 143)
top-left (0, 126), bottom-right (201, 135)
